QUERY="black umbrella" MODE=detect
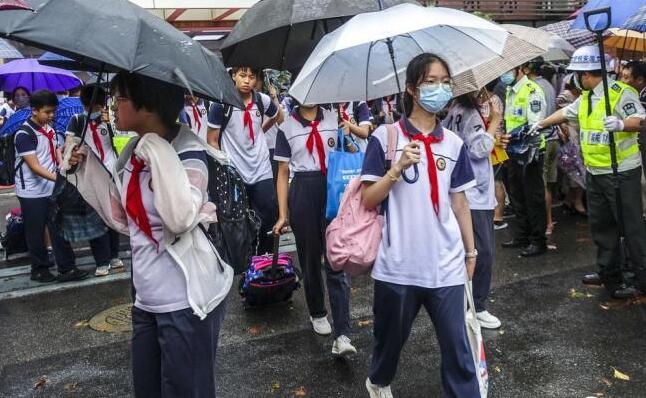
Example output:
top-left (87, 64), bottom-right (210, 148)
top-left (0, 0), bottom-right (242, 108)
top-left (220, 0), bottom-right (414, 72)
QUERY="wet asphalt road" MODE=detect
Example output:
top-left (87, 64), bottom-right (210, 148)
top-left (1, 210), bottom-right (645, 398)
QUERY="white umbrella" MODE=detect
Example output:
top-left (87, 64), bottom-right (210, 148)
top-left (503, 24), bottom-right (576, 62)
top-left (289, 3), bottom-right (509, 105)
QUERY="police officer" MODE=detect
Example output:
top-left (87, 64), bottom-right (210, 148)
top-left (535, 45), bottom-right (646, 298)
top-left (500, 62), bottom-right (548, 257)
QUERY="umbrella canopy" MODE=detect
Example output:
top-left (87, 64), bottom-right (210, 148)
top-left (571, 0), bottom-right (645, 31)
top-left (503, 24), bottom-right (575, 62)
top-left (54, 96), bottom-right (84, 134)
top-left (453, 35), bottom-right (546, 97)
top-left (0, 106), bottom-right (29, 135)
top-left (604, 28), bottom-right (646, 53)
top-left (623, 4), bottom-right (646, 32)
top-left (38, 51), bottom-right (85, 71)
top-left (0, 0), bottom-right (32, 10)
top-left (0, 58), bottom-right (81, 92)
top-left (0, 38), bottom-right (22, 59)
top-left (0, 0), bottom-right (242, 107)
top-left (220, 0), bottom-right (414, 71)
top-left (289, 4), bottom-right (508, 105)
top-left (540, 20), bottom-right (603, 48)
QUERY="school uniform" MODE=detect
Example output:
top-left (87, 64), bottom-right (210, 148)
top-left (443, 104), bottom-right (496, 313)
top-left (66, 114), bottom-right (120, 266)
top-left (338, 101), bottom-right (372, 151)
top-left (361, 117), bottom-right (480, 397)
top-left (208, 92), bottom-right (278, 254)
top-left (274, 107), bottom-right (351, 338)
top-left (179, 100), bottom-right (208, 142)
top-left (15, 118), bottom-right (75, 276)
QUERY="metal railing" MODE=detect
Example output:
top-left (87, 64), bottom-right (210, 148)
top-left (434, 0), bottom-right (587, 21)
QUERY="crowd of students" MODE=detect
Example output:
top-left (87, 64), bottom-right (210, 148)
top-left (7, 45), bottom-right (646, 397)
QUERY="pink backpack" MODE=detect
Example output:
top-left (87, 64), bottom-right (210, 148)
top-left (326, 124), bottom-right (398, 276)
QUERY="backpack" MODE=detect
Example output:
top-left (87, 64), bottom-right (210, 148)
top-left (0, 125), bottom-right (36, 187)
top-left (0, 207), bottom-right (27, 259)
top-left (218, 92), bottom-right (265, 145)
top-left (201, 154), bottom-right (261, 275)
top-left (325, 124), bottom-right (398, 275)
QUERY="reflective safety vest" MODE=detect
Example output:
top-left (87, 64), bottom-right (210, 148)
top-left (578, 81), bottom-right (640, 168)
top-left (505, 79), bottom-right (546, 149)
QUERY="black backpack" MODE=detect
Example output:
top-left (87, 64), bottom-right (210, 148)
top-left (217, 92), bottom-right (265, 145)
top-left (201, 155), bottom-right (261, 275)
top-left (0, 125), bottom-right (36, 187)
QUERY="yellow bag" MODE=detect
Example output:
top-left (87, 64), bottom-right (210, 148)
top-left (113, 135), bottom-right (134, 156)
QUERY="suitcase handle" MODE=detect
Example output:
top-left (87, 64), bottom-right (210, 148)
top-left (269, 235), bottom-right (281, 277)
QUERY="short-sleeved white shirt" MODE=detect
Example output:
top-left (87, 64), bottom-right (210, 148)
top-left (66, 114), bottom-right (118, 175)
top-left (14, 119), bottom-right (57, 198)
top-left (361, 117), bottom-right (476, 288)
top-left (180, 102), bottom-right (208, 142)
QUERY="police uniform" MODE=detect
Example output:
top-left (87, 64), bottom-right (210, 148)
top-left (504, 75), bottom-right (548, 252)
top-left (563, 79), bottom-right (646, 291)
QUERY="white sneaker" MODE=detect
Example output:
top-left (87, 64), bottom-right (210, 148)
top-left (476, 310), bottom-right (502, 329)
top-left (365, 378), bottom-right (393, 398)
top-left (110, 258), bottom-right (125, 269)
top-left (310, 316), bottom-right (332, 335)
top-left (331, 335), bottom-right (357, 357)
top-left (95, 264), bottom-right (111, 277)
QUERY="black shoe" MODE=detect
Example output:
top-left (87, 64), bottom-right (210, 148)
top-left (501, 239), bottom-right (529, 249)
top-left (612, 284), bottom-right (643, 299)
top-left (520, 243), bottom-right (547, 257)
top-left (582, 272), bottom-right (602, 286)
top-left (57, 267), bottom-right (89, 283)
top-left (30, 269), bottom-right (57, 283)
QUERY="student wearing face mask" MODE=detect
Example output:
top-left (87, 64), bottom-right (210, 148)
top-left (533, 46), bottom-right (646, 299)
top-left (499, 62), bottom-right (548, 258)
top-left (362, 53), bottom-right (479, 398)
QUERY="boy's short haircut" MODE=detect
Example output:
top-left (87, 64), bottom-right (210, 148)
top-left (231, 66), bottom-right (259, 77)
top-left (80, 84), bottom-right (107, 108)
top-left (110, 71), bottom-right (184, 130)
top-left (30, 90), bottom-right (59, 110)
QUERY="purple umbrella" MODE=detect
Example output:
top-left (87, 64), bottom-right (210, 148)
top-left (0, 58), bottom-right (81, 93)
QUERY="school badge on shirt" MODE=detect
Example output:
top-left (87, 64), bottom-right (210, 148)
top-left (436, 157), bottom-right (446, 171)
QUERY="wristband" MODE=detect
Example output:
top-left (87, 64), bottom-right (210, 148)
top-left (465, 249), bottom-right (478, 258)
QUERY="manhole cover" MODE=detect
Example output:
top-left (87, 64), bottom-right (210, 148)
top-left (89, 303), bottom-right (132, 333)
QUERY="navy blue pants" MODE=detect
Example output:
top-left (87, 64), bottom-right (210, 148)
top-left (245, 178), bottom-right (278, 255)
top-left (289, 171), bottom-right (351, 338)
top-left (18, 196), bottom-right (75, 274)
top-left (131, 301), bottom-right (227, 398)
top-left (369, 280), bottom-right (479, 398)
top-left (471, 210), bottom-right (494, 312)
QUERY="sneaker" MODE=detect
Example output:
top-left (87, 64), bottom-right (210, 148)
top-left (365, 378), bottom-right (393, 398)
top-left (332, 335), bottom-right (357, 357)
top-left (310, 316), bottom-right (332, 335)
top-left (493, 220), bottom-right (508, 230)
top-left (57, 267), bottom-right (89, 283)
top-left (110, 258), bottom-right (125, 269)
top-left (95, 264), bottom-right (111, 277)
top-left (476, 310), bottom-right (502, 329)
top-left (30, 269), bottom-right (57, 283)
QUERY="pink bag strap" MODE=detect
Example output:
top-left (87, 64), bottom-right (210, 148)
top-left (385, 123), bottom-right (398, 162)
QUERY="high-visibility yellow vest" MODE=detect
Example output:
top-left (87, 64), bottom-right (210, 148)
top-left (578, 81), bottom-right (640, 168)
top-left (505, 79), bottom-right (546, 149)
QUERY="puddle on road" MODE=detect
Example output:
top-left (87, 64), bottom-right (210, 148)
top-left (88, 303), bottom-right (132, 333)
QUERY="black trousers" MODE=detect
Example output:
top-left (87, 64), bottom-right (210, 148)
top-left (586, 167), bottom-right (646, 289)
top-left (245, 178), bottom-right (278, 255)
top-left (18, 196), bottom-right (75, 274)
top-left (507, 157), bottom-right (547, 245)
top-left (471, 210), bottom-right (494, 312)
top-left (289, 171), bottom-right (351, 338)
top-left (132, 301), bottom-right (227, 398)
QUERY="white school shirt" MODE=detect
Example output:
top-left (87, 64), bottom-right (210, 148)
top-left (361, 117), bottom-right (476, 288)
top-left (65, 114), bottom-right (118, 175)
top-left (181, 102), bottom-right (208, 142)
top-left (14, 119), bottom-right (57, 198)
top-left (208, 92), bottom-right (278, 184)
top-left (274, 107), bottom-right (339, 172)
top-left (443, 103), bottom-right (496, 210)
top-left (339, 101), bottom-right (372, 152)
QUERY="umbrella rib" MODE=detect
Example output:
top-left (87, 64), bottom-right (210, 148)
top-left (365, 41), bottom-right (375, 101)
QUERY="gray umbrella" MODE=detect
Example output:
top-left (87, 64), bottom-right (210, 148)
top-left (0, 0), bottom-right (241, 107)
top-left (220, 0), bottom-right (414, 72)
top-left (0, 38), bottom-right (21, 59)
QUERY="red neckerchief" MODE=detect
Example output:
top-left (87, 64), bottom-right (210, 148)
top-left (385, 98), bottom-right (393, 113)
top-left (399, 119), bottom-right (442, 215)
top-left (190, 103), bottom-right (202, 132)
top-left (243, 101), bottom-right (255, 145)
top-left (304, 118), bottom-right (326, 175)
top-left (89, 120), bottom-right (105, 162)
top-left (37, 126), bottom-right (58, 166)
top-left (126, 155), bottom-right (158, 250)
top-left (340, 103), bottom-right (350, 121)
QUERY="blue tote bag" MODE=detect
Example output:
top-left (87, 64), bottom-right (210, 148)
top-left (325, 130), bottom-right (365, 220)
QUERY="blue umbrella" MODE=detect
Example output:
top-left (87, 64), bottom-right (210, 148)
top-left (0, 59), bottom-right (81, 93)
top-left (54, 96), bottom-right (83, 136)
top-left (571, 0), bottom-right (646, 31)
top-left (622, 4), bottom-right (646, 32)
top-left (0, 107), bottom-right (30, 136)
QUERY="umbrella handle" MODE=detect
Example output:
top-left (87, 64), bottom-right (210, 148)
top-left (402, 163), bottom-right (419, 184)
top-left (583, 7), bottom-right (612, 34)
